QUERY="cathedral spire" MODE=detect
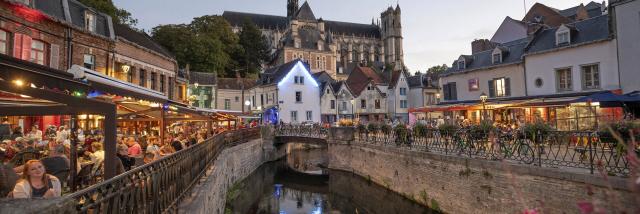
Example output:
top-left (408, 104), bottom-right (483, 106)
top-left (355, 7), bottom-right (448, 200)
top-left (287, 0), bottom-right (299, 19)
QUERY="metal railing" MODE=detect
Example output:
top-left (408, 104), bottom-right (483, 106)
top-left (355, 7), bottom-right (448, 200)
top-left (271, 125), bottom-right (633, 176)
top-left (275, 124), bottom-right (328, 139)
top-left (60, 128), bottom-right (260, 214)
top-left (355, 129), bottom-right (633, 176)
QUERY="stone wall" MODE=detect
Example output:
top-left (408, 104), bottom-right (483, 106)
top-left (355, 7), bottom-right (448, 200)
top-left (328, 142), bottom-right (639, 214)
top-left (178, 139), bottom-right (267, 214)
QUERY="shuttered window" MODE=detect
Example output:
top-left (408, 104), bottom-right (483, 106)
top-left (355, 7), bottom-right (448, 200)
top-left (488, 77), bottom-right (510, 98)
top-left (0, 29), bottom-right (7, 55)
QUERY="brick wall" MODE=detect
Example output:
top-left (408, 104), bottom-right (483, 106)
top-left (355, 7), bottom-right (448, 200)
top-left (328, 142), bottom-right (639, 214)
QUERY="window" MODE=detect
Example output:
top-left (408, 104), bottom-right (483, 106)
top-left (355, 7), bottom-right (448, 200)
top-left (30, 40), bottom-right (46, 65)
top-left (291, 111), bottom-right (298, 122)
top-left (360, 99), bottom-right (366, 109)
top-left (85, 11), bottom-right (97, 33)
top-left (443, 82), bottom-right (458, 101)
top-left (83, 54), bottom-right (95, 70)
top-left (252, 96), bottom-right (256, 107)
top-left (326, 89), bottom-right (330, 94)
top-left (492, 53), bottom-right (502, 64)
top-left (306, 111), bottom-right (312, 121)
top-left (316, 56), bottom-right (320, 68)
top-left (139, 69), bottom-right (146, 87)
top-left (457, 60), bottom-right (465, 70)
top-left (468, 78), bottom-right (479, 91)
top-left (535, 78), bottom-right (544, 88)
top-left (295, 91), bottom-right (302, 102)
top-left (494, 78), bottom-right (507, 97)
top-left (294, 76), bottom-right (299, 84)
top-left (0, 29), bottom-right (7, 54)
top-left (556, 68), bottom-right (573, 92)
top-left (341, 101), bottom-right (347, 111)
top-left (399, 87), bottom-right (407, 95)
top-left (294, 76), bottom-right (304, 84)
top-left (150, 72), bottom-right (157, 90)
top-left (330, 100), bottom-right (336, 109)
top-left (400, 100), bottom-right (408, 108)
top-left (260, 94), bottom-right (264, 106)
top-left (581, 64), bottom-right (600, 89)
top-left (367, 86), bottom-right (372, 91)
top-left (160, 74), bottom-right (166, 92)
top-left (168, 77), bottom-right (174, 99)
top-left (375, 99), bottom-right (381, 109)
top-left (557, 31), bottom-right (570, 45)
top-left (224, 99), bottom-right (231, 110)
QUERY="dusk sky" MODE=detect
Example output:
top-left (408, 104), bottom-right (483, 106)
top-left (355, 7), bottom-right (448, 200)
top-left (112, 0), bottom-right (603, 72)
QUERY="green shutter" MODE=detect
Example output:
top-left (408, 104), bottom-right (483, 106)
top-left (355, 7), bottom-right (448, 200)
top-left (505, 78), bottom-right (511, 96)
top-left (488, 80), bottom-right (495, 98)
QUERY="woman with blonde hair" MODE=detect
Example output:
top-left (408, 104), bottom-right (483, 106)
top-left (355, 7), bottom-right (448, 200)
top-left (12, 160), bottom-right (61, 198)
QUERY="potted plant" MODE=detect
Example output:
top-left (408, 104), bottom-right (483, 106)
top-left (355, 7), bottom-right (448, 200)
top-left (381, 124), bottom-right (392, 135)
top-left (469, 120), bottom-right (495, 140)
top-left (598, 120), bottom-right (639, 156)
top-left (438, 124), bottom-right (458, 138)
top-left (413, 123), bottom-right (428, 138)
top-left (521, 121), bottom-right (552, 144)
top-left (394, 124), bottom-right (409, 146)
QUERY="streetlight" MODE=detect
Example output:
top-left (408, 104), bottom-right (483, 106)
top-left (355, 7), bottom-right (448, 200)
top-left (350, 99), bottom-right (355, 121)
top-left (194, 82), bottom-right (199, 88)
top-left (435, 93), bottom-right (441, 103)
top-left (480, 92), bottom-right (488, 122)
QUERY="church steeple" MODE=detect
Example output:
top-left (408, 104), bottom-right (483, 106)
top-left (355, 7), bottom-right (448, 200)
top-left (287, 0), bottom-right (299, 19)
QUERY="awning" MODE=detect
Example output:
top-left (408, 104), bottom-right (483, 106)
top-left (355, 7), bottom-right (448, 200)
top-left (512, 96), bottom-right (585, 107)
top-left (67, 65), bottom-right (168, 103)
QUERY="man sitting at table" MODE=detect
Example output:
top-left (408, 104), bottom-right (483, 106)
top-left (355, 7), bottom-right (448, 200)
top-left (40, 145), bottom-right (70, 178)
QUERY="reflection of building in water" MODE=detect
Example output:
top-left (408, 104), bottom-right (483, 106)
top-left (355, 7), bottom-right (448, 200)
top-left (260, 184), bottom-right (327, 213)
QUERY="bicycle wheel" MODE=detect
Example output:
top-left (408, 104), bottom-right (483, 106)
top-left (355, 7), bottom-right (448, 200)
top-left (517, 144), bottom-right (535, 164)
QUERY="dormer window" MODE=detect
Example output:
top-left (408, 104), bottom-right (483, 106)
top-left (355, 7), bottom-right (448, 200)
top-left (85, 11), bottom-right (97, 33)
top-left (556, 25), bottom-right (572, 46)
top-left (457, 60), bottom-right (465, 70)
top-left (492, 53), bottom-right (502, 64)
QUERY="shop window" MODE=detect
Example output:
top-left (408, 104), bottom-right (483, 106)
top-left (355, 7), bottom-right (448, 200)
top-left (0, 29), bottom-right (7, 55)
top-left (581, 64), bottom-right (600, 90)
top-left (30, 40), bottom-right (46, 65)
top-left (556, 67), bottom-right (572, 92)
top-left (83, 54), bottom-right (95, 70)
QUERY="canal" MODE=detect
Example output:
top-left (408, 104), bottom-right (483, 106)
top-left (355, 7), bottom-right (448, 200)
top-left (225, 144), bottom-right (437, 214)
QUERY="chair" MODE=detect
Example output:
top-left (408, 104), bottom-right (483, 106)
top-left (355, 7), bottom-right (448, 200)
top-left (52, 169), bottom-right (70, 188)
top-left (9, 151), bottom-right (39, 166)
top-left (75, 163), bottom-right (94, 189)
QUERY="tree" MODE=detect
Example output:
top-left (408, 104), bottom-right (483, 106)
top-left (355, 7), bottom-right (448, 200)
top-left (235, 19), bottom-right (270, 77)
top-left (426, 64), bottom-right (449, 75)
top-left (77, 0), bottom-right (138, 27)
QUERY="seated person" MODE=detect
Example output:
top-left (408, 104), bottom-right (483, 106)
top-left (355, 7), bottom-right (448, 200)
top-left (0, 150), bottom-right (19, 197)
top-left (40, 145), bottom-right (70, 176)
top-left (12, 160), bottom-right (61, 198)
top-left (116, 144), bottom-right (135, 171)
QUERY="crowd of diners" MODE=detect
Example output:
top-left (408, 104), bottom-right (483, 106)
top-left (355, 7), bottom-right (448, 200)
top-left (0, 119), bottom-right (255, 199)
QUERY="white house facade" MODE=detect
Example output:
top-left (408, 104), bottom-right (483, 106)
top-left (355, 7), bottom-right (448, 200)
top-left (611, 0), bottom-right (640, 93)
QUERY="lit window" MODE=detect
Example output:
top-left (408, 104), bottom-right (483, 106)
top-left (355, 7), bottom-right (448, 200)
top-left (306, 111), bottom-right (312, 121)
top-left (556, 68), bottom-right (573, 92)
top-left (30, 40), bottom-right (46, 65)
top-left (83, 54), bottom-right (95, 70)
top-left (494, 78), bottom-right (506, 97)
top-left (0, 30), bottom-right (7, 54)
top-left (85, 11), bottom-right (97, 33)
top-left (557, 31), bottom-right (570, 45)
top-left (582, 64), bottom-right (600, 89)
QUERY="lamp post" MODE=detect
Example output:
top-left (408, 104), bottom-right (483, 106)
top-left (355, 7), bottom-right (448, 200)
top-left (435, 93), bottom-right (441, 104)
top-left (480, 92), bottom-right (488, 122)
top-left (350, 99), bottom-right (355, 121)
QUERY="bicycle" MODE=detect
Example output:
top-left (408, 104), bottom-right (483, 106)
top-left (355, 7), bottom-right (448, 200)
top-left (491, 132), bottom-right (535, 164)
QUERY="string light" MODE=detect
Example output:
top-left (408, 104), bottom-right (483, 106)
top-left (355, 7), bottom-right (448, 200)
top-left (12, 79), bottom-right (24, 87)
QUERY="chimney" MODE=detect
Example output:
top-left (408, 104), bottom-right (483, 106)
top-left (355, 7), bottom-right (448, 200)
top-left (471, 39), bottom-right (497, 54)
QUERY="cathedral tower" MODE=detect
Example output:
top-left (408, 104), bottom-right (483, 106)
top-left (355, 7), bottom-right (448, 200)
top-left (287, 0), bottom-right (299, 19)
top-left (381, 4), bottom-right (404, 66)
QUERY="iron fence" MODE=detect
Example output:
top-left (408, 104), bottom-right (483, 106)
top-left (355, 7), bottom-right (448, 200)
top-left (275, 124), bottom-right (328, 139)
top-left (271, 125), bottom-right (633, 176)
top-left (59, 128), bottom-right (260, 214)
top-left (355, 129), bottom-right (633, 176)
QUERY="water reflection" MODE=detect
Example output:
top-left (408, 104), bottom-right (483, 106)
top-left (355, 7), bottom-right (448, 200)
top-left (226, 147), bottom-right (436, 214)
